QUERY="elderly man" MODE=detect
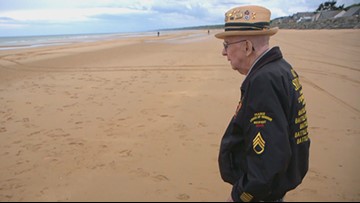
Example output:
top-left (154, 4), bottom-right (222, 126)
top-left (215, 5), bottom-right (310, 202)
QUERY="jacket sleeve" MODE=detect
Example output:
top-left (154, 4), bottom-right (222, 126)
top-left (232, 72), bottom-right (292, 202)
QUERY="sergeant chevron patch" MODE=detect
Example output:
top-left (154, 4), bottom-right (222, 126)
top-left (253, 132), bottom-right (265, 154)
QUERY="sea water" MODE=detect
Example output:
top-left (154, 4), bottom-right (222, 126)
top-left (0, 31), bottom-right (158, 50)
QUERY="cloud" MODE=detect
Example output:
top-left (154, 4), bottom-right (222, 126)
top-left (1, 7), bottom-right (150, 22)
top-left (0, 0), bottom-right (358, 36)
top-left (0, 16), bottom-right (27, 29)
top-left (0, 16), bottom-right (15, 22)
top-left (152, 1), bottom-right (208, 16)
top-left (0, 0), bottom-right (331, 26)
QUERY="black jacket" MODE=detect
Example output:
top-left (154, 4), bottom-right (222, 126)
top-left (218, 47), bottom-right (310, 202)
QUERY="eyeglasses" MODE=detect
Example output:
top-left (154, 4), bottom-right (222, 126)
top-left (223, 39), bottom-right (247, 51)
top-left (223, 39), bottom-right (255, 51)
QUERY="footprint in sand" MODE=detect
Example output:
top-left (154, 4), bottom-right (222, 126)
top-left (131, 168), bottom-right (150, 177)
top-left (118, 149), bottom-right (132, 157)
top-left (69, 142), bottom-right (84, 146)
top-left (173, 123), bottom-right (189, 132)
top-left (96, 117), bottom-right (105, 121)
top-left (197, 122), bottom-right (207, 127)
top-left (27, 131), bottom-right (42, 137)
top-left (300, 188), bottom-right (317, 195)
top-left (0, 127), bottom-right (7, 133)
top-left (177, 193), bottom-right (190, 200)
top-left (46, 128), bottom-right (70, 138)
top-left (152, 174), bottom-right (169, 182)
top-left (91, 163), bottom-right (106, 169)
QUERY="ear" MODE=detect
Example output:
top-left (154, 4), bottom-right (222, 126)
top-left (245, 41), bottom-right (253, 56)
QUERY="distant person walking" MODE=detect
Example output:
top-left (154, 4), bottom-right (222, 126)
top-left (157, 31), bottom-right (160, 37)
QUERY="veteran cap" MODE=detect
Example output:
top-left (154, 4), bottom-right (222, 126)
top-left (215, 5), bottom-right (278, 39)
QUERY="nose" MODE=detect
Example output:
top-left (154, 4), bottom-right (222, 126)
top-left (222, 48), bottom-right (227, 56)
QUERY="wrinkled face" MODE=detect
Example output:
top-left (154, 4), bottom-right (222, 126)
top-left (222, 36), bottom-right (252, 75)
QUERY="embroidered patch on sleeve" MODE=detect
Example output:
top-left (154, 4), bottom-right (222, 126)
top-left (253, 132), bottom-right (265, 154)
top-left (250, 112), bottom-right (272, 128)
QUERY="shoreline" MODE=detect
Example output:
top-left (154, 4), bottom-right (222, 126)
top-left (0, 30), bottom-right (210, 51)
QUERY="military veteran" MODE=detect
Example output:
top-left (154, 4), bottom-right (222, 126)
top-left (215, 5), bottom-right (310, 202)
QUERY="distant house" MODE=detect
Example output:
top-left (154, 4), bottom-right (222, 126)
top-left (271, 16), bottom-right (294, 24)
top-left (297, 16), bottom-right (313, 23)
top-left (292, 12), bottom-right (315, 22)
top-left (342, 6), bottom-right (360, 17)
top-left (314, 10), bottom-right (342, 21)
top-left (270, 6), bottom-right (360, 29)
top-left (334, 10), bottom-right (346, 18)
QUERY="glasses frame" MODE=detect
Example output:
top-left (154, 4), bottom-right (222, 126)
top-left (223, 39), bottom-right (246, 51)
top-left (223, 39), bottom-right (255, 51)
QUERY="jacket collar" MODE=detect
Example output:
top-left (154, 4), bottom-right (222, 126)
top-left (242, 46), bottom-right (283, 88)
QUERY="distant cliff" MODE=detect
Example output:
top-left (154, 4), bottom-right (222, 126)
top-left (271, 15), bottom-right (360, 29)
top-left (167, 15), bottom-right (360, 31)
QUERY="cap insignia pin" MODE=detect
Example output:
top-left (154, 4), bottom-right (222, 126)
top-left (244, 10), bottom-right (250, 20)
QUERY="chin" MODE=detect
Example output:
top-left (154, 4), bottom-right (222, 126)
top-left (232, 66), bottom-right (242, 74)
top-left (235, 68), bottom-right (246, 75)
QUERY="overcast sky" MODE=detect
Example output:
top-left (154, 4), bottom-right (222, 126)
top-left (0, 0), bottom-right (358, 37)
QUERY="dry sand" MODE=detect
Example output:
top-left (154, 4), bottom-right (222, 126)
top-left (0, 29), bottom-right (359, 202)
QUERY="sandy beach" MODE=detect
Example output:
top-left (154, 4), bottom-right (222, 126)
top-left (0, 29), bottom-right (359, 202)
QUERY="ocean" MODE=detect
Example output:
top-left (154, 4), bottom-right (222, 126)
top-left (0, 31), bottom-right (159, 50)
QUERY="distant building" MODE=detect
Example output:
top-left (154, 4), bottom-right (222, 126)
top-left (342, 6), bottom-right (360, 17)
top-left (292, 12), bottom-right (315, 21)
top-left (270, 6), bottom-right (360, 29)
top-left (271, 16), bottom-right (294, 24)
top-left (334, 10), bottom-right (346, 18)
top-left (314, 10), bottom-right (342, 21)
top-left (297, 16), bottom-right (313, 23)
